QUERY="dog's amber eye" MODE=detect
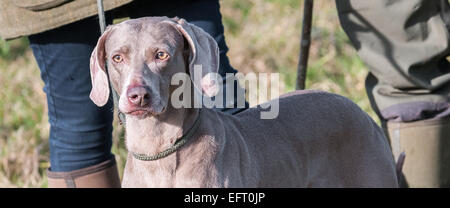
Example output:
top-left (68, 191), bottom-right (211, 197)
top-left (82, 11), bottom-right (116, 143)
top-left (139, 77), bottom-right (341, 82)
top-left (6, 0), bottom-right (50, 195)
top-left (112, 55), bottom-right (123, 63)
top-left (156, 51), bottom-right (169, 60)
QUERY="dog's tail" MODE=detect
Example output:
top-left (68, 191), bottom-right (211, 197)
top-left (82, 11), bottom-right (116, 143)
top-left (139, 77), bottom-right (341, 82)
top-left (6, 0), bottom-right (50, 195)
top-left (396, 152), bottom-right (406, 187)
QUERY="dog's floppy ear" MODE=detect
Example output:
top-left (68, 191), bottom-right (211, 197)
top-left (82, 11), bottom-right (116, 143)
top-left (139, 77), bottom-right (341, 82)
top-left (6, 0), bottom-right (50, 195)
top-left (165, 17), bottom-right (220, 97)
top-left (89, 26), bottom-right (113, 106)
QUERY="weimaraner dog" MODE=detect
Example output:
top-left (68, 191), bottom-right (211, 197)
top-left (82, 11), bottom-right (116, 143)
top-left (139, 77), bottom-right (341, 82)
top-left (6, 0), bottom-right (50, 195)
top-left (89, 17), bottom-right (399, 187)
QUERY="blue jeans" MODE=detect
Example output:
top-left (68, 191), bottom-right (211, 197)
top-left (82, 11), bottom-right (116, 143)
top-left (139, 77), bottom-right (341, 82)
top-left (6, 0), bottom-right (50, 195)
top-left (29, 0), bottom-right (241, 172)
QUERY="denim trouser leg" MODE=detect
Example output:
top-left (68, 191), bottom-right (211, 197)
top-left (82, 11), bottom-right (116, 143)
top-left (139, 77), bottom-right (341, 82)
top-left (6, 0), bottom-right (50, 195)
top-left (29, 17), bottom-right (114, 172)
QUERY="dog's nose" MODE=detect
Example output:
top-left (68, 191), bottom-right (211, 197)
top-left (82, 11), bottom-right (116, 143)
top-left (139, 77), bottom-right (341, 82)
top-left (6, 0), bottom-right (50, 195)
top-left (127, 86), bottom-right (151, 107)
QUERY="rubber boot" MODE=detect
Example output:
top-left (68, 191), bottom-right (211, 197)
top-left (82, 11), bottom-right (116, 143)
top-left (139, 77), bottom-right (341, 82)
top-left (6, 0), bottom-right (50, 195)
top-left (46, 158), bottom-right (121, 188)
top-left (385, 117), bottom-right (450, 188)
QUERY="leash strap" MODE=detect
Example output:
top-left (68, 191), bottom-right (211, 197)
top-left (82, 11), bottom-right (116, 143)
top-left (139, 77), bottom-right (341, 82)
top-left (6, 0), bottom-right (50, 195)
top-left (295, 0), bottom-right (313, 90)
top-left (96, 0), bottom-right (126, 125)
top-left (96, 0), bottom-right (106, 34)
top-left (131, 109), bottom-right (202, 161)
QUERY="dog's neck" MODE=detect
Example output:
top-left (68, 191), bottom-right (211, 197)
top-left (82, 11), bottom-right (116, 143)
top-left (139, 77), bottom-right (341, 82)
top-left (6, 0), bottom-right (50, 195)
top-left (124, 105), bottom-right (199, 157)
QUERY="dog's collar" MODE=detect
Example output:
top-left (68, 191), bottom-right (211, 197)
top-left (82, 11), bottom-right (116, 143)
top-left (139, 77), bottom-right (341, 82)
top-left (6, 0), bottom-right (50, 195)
top-left (130, 109), bottom-right (202, 161)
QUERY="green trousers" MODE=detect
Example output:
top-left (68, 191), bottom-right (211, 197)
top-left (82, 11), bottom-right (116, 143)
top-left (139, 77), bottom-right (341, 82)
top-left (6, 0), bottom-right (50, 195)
top-left (336, 0), bottom-right (450, 187)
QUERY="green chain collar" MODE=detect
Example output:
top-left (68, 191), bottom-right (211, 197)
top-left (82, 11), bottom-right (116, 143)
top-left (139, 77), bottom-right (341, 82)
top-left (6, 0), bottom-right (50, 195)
top-left (131, 109), bottom-right (202, 161)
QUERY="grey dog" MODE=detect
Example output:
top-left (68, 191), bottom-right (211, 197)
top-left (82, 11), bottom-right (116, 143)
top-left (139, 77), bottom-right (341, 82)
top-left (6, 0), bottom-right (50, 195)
top-left (89, 17), bottom-right (398, 187)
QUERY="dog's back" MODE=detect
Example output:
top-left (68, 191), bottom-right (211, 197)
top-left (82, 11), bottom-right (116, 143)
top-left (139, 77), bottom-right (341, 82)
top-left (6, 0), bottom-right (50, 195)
top-left (228, 90), bottom-right (398, 187)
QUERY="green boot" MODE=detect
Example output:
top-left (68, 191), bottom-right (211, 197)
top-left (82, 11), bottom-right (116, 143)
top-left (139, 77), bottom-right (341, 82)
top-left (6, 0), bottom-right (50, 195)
top-left (385, 117), bottom-right (450, 188)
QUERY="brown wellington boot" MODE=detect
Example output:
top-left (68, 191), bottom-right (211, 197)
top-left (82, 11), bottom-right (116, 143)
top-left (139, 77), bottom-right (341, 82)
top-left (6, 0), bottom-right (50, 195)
top-left (385, 117), bottom-right (450, 188)
top-left (47, 158), bottom-right (121, 188)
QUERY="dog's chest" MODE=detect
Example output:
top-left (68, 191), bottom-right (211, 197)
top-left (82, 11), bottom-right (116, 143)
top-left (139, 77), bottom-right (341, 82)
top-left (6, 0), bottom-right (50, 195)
top-left (122, 154), bottom-right (178, 187)
top-left (122, 153), bottom-right (237, 188)
top-left (122, 155), bottom-right (221, 187)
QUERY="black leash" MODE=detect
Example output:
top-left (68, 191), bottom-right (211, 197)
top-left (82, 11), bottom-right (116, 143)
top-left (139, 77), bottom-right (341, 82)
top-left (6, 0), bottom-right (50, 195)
top-left (96, 0), bottom-right (126, 125)
top-left (296, 0), bottom-right (313, 90)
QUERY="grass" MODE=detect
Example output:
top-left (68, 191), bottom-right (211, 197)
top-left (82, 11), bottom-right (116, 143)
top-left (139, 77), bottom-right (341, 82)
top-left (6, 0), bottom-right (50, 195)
top-left (0, 0), bottom-right (375, 187)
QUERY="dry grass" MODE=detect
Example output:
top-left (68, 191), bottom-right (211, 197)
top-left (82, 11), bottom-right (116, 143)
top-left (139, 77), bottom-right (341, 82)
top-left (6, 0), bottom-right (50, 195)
top-left (0, 0), bottom-right (375, 187)
top-left (0, 39), bottom-right (49, 187)
top-left (221, 0), bottom-right (372, 112)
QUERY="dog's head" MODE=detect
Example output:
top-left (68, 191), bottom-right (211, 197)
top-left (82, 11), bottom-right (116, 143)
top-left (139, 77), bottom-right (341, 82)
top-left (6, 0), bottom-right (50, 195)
top-left (89, 17), bottom-right (219, 118)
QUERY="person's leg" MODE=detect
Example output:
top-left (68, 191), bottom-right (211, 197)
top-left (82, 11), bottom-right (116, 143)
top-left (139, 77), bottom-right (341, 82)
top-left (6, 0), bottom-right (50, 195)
top-left (123, 0), bottom-right (248, 114)
top-left (28, 16), bottom-right (120, 187)
top-left (336, 0), bottom-right (450, 187)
